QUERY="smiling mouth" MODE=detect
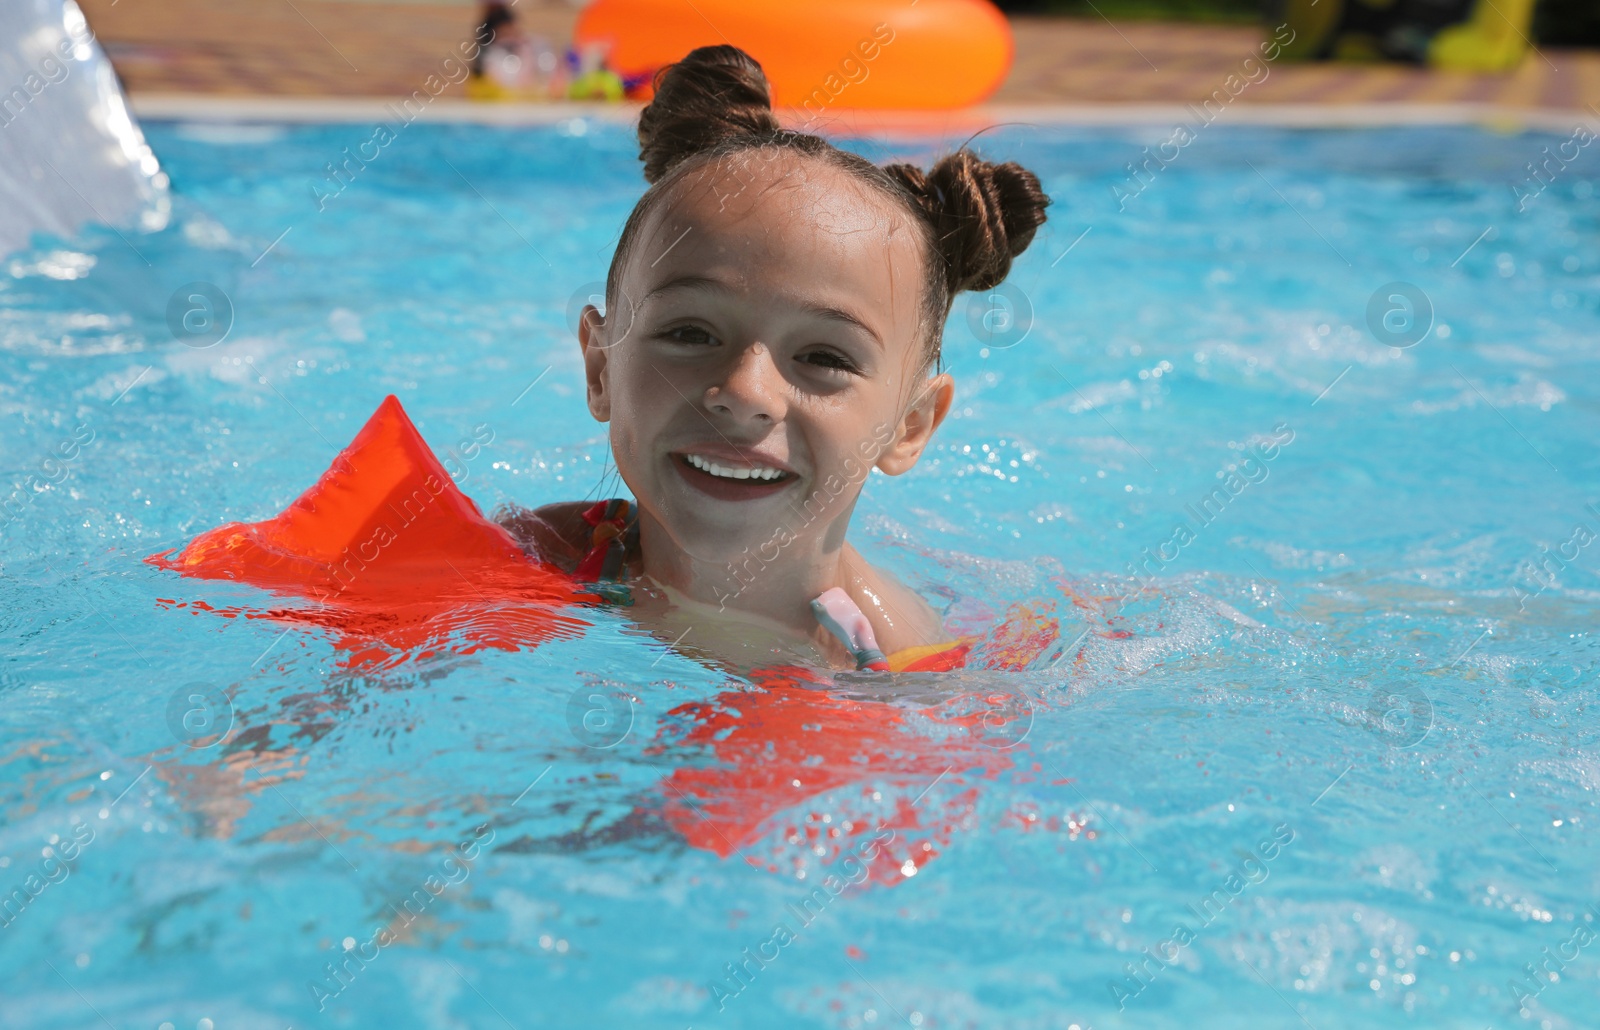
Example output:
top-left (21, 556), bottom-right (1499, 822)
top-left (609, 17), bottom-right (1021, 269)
top-left (681, 453), bottom-right (791, 482)
top-left (673, 452), bottom-right (798, 499)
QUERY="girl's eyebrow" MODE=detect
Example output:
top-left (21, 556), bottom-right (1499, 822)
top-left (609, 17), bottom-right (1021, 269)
top-left (813, 306), bottom-right (883, 349)
top-left (643, 274), bottom-right (883, 349)
top-left (641, 274), bottom-right (723, 302)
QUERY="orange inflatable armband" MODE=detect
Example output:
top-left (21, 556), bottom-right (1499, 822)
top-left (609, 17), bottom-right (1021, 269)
top-left (147, 396), bottom-right (591, 667)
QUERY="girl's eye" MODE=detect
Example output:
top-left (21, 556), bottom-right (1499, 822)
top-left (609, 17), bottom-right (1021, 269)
top-left (660, 325), bottom-right (716, 346)
top-left (797, 349), bottom-right (862, 374)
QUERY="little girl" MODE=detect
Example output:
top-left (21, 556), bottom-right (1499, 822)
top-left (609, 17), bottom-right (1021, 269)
top-left (498, 45), bottom-right (1050, 672)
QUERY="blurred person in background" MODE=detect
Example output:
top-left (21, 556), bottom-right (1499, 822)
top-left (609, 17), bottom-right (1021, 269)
top-left (469, 1), bottom-right (567, 98)
top-left (471, 2), bottom-right (526, 82)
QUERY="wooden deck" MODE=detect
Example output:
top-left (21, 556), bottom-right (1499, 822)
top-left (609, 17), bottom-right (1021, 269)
top-left (78, 0), bottom-right (1600, 112)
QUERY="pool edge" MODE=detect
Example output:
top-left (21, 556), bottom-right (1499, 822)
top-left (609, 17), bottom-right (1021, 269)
top-left (127, 95), bottom-right (1600, 133)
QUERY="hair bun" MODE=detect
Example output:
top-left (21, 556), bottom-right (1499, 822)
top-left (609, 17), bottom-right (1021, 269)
top-left (637, 45), bottom-right (780, 184)
top-left (887, 152), bottom-right (1050, 293)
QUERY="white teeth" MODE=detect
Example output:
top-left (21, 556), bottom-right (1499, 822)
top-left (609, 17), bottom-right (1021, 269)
top-left (684, 454), bottom-right (785, 482)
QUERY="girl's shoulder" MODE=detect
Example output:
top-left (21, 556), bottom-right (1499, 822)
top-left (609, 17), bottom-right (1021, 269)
top-left (838, 546), bottom-right (947, 656)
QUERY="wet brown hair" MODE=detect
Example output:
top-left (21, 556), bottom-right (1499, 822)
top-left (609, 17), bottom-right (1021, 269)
top-left (605, 45), bottom-right (1051, 369)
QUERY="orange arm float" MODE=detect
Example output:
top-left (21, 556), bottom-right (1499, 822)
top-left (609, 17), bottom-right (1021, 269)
top-left (147, 396), bottom-right (592, 668)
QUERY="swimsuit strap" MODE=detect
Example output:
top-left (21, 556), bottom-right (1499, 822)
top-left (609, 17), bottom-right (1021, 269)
top-left (575, 498), bottom-right (637, 582)
top-left (810, 587), bottom-right (890, 672)
top-left (812, 587), bottom-right (975, 672)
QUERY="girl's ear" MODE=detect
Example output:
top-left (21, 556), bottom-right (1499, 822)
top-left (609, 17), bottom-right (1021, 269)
top-left (579, 304), bottom-right (611, 422)
top-left (878, 372), bottom-right (954, 476)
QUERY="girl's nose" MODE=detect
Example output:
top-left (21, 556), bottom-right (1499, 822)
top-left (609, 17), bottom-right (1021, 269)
top-left (705, 342), bottom-right (784, 423)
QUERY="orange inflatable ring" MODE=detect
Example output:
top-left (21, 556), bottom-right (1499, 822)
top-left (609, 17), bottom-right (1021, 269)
top-left (574, 0), bottom-right (1012, 111)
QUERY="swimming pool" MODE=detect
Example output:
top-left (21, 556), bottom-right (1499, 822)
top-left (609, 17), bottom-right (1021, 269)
top-left (2, 118), bottom-right (1596, 1029)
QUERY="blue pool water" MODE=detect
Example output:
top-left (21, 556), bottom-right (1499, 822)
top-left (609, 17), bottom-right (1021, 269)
top-left (2, 119), bottom-right (1597, 1029)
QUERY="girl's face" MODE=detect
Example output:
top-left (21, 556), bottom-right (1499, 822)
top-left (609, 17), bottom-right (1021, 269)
top-left (581, 150), bottom-right (952, 571)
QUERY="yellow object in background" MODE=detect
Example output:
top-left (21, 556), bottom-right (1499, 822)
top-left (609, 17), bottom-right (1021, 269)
top-left (466, 75), bottom-right (543, 102)
top-left (1271, 0), bottom-right (1537, 72)
top-left (566, 40), bottom-right (626, 101)
top-left (1430, 0), bottom-right (1538, 71)
top-left (568, 68), bottom-right (625, 102)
